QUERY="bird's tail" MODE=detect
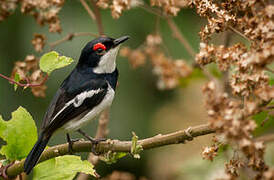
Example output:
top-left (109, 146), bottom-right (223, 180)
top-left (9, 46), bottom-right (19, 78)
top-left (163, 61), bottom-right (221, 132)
top-left (24, 132), bottom-right (50, 174)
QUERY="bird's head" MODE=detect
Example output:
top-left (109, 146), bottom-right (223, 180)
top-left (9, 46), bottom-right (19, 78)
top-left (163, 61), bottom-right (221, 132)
top-left (78, 36), bottom-right (129, 73)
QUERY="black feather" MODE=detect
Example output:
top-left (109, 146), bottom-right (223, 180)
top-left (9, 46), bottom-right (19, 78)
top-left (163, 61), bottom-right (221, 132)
top-left (24, 132), bottom-right (50, 174)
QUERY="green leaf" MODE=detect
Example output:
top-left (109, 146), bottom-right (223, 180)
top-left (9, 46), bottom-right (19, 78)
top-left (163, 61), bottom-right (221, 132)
top-left (131, 132), bottom-right (143, 159)
top-left (101, 151), bottom-right (127, 164)
top-left (0, 107), bottom-right (37, 160)
top-left (13, 73), bottom-right (21, 91)
top-left (33, 155), bottom-right (96, 180)
top-left (39, 51), bottom-right (74, 75)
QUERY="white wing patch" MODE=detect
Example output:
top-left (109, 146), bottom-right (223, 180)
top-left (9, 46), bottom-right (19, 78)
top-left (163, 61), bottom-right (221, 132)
top-left (61, 84), bottom-right (115, 132)
top-left (72, 89), bottom-right (102, 107)
top-left (50, 88), bottom-right (102, 124)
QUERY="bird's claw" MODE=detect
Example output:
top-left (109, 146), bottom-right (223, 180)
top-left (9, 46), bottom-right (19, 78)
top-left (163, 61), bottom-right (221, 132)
top-left (90, 138), bottom-right (106, 155)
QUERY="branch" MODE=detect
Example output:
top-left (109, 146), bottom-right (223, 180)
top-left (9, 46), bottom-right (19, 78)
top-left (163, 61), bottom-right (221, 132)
top-left (255, 134), bottom-right (274, 144)
top-left (228, 26), bottom-right (250, 42)
top-left (79, 0), bottom-right (104, 35)
top-left (89, 0), bottom-right (104, 35)
top-left (79, 0), bottom-right (96, 20)
top-left (49, 32), bottom-right (98, 49)
top-left (5, 123), bottom-right (215, 178)
top-left (0, 73), bottom-right (48, 88)
top-left (166, 18), bottom-right (196, 59)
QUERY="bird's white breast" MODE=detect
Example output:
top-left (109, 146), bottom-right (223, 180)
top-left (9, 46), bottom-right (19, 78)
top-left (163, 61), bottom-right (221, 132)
top-left (61, 84), bottom-right (115, 132)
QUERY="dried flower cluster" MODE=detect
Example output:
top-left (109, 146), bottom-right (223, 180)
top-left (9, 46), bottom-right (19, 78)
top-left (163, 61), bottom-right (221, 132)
top-left (0, 0), bottom-right (65, 33)
top-left (97, 0), bottom-right (143, 19)
top-left (11, 55), bottom-right (47, 97)
top-left (32, 33), bottom-right (47, 52)
top-left (203, 81), bottom-right (269, 179)
top-left (0, 0), bottom-right (18, 21)
top-left (202, 136), bottom-right (220, 161)
top-left (150, 0), bottom-right (189, 16)
top-left (120, 34), bottom-right (192, 89)
top-left (192, 2), bottom-right (274, 178)
top-left (196, 42), bottom-right (273, 99)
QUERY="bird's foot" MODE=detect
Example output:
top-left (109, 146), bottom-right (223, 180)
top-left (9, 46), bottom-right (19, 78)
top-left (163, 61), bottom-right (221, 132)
top-left (77, 129), bottom-right (106, 155)
top-left (90, 138), bottom-right (106, 155)
top-left (66, 134), bottom-right (81, 154)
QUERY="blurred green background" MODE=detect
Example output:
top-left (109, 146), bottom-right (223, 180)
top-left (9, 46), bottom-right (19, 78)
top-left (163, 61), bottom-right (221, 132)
top-left (1, 1), bottom-right (273, 180)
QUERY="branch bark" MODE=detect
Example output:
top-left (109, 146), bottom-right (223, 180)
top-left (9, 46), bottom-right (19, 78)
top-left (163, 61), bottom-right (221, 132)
top-left (5, 123), bottom-right (215, 178)
top-left (49, 32), bottom-right (98, 49)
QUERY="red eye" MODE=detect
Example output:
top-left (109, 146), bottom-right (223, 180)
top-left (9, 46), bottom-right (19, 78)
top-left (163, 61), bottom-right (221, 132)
top-left (93, 43), bottom-right (106, 51)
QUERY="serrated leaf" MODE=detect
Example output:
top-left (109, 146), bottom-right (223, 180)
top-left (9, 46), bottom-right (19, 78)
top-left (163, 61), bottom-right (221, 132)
top-left (0, 107), bottom-right (37, 160)
top-left (39, 51), bottom-right (74, 75)
top-left (33, 155), bottom-right (95, 180)
top-left (13, 73), bottom-right (21, 91)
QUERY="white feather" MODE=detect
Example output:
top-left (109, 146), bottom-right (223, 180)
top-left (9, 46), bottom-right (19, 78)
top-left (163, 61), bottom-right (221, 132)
top-left (93, 45), bottom-right (120, 74)
top-left (50, 89), bottom-right (102, 124)
top-left (61, 84), bottom-right (115, 132)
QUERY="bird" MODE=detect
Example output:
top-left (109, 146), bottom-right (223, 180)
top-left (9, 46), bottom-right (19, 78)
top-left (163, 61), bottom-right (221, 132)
top-left (24, 35), bottom-right (129, 174)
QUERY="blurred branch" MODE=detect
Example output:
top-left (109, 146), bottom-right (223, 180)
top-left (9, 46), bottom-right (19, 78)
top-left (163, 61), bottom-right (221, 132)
top-left (79, 0), bottom-right (96, 20)
top-left (89, 0), bottom-right (104, 35)
top-left (166, 18), bottom-right (196, 59)
top-left (228, 26), bottom-right (250, 41)
top-left (0, 73), bottom-right (48, 88)
top-left (255, 134), bottom-right (274, 144)
top-left (265, 67), bottom-right (274, 73)
top-left (222, 31), bottom-right (232, 95)
top-left (77, 109), bottom-right (110, 180)
top-left (79, 0), bottom-right (104, 35)
top-left (5, 123), bottom-right (215, 178)
top-left (139, 4), bottom-right (218, 82)
top-left (49, 32), bottom-right (98, 49)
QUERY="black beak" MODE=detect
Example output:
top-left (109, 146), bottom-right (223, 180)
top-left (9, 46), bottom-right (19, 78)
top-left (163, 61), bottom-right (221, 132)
top-left (113, 36), bottom-right (130, 47)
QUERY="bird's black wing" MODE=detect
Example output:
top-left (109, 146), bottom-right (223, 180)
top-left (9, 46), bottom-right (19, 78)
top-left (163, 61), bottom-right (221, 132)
top-left (41, 78), bottom-right (108, 135)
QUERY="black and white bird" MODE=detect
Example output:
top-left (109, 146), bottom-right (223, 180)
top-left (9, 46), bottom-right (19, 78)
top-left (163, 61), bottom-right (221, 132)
top-left (24, 36), bottom-right (129, 174)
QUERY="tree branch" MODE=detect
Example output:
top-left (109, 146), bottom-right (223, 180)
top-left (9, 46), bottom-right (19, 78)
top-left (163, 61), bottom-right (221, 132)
top-left (5, 123), bottom-right (215, 178)
top-left (89, 0), bottom-right (104, 35)
top-left (49, 32), bottom-right (98, 49)
top-left (166, 17), bottom-right (196, 59)
top-left (0, 73), bottom-right (48, 88)
top-left (79, 0), bottom-right (96, 21)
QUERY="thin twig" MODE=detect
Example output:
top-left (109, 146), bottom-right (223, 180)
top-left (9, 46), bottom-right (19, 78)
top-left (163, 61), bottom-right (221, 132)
top-left (49, 32), bottom-right (98, 49)
top-left (139, 4), bottom-right (217, 82)
top-left (5, 123), bottom-right (215, 178)
top-left (255, 133), bottom-right (274, 143)
top-left (89, 0), bottom-right (104, 35)
top-left (139, 4), bottom-right (164, 18)
top-left (166, 17), bottom-right (196, 59)
top-left (77, 109), bottom-right (110, 180)
top-left (222, 31), bottom-right (232, 96)
top-left (0, 73), bottom-right (48, 88)
top-left (228, 26), bottom-right (250, 42)
top-left (265, 67), bottom-right (274, 73)
top-left (79, 0), bottom-right (96, 20)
